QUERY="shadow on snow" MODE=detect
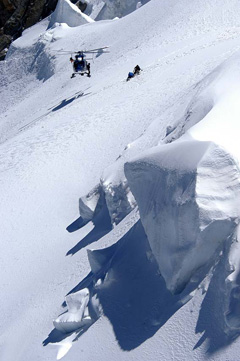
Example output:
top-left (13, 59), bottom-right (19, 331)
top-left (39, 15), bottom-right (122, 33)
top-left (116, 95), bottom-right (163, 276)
top-left (194, 240), bottom-right (240, 354)
top-left (19, 90), bottom-right (90, 132)
top-left (66, 195), bottom-right (113, 256)
top-left (43, 220), bottom-right (194, 351)
top-left (95, 220), bottom-right (190, 350)
top-left (43, 207), bottom-right (240, 355)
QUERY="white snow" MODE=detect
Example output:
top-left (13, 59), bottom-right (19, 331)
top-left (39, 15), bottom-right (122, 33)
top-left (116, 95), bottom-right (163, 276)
top-left (2, 0), bottom-right (240, 360)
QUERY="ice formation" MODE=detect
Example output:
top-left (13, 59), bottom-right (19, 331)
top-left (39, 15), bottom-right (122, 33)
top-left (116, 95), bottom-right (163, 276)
top-left (49, 0), bottom-right (94, 28)
top-left (79, 185), bottom-right (103, 223)
top-left (221, 231), bottom-right (240, 336)
top-left (125, 139), bottom-right (240, 293)
top-left (86, 0), bottom-right (149, 20)
top-left (54, 288), bottom-right (92, 333)
top-left (79, 179), bottom-right (136, 226)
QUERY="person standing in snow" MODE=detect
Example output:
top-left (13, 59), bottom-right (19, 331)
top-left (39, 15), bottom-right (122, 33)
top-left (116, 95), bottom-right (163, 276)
top-left (126, 65), bottom-right (142, 81)
top-left (127, 71), bottom-right (135, 81)
top-left (70, 56), bottom-right (79, 72)
top-left (133, 64), bottom-right (141, 75)
top-left (86, 62), bottom-right (91, 77)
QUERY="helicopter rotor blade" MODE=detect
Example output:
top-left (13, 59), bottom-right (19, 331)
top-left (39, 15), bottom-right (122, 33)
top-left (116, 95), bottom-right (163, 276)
top-left (83, 50), bottom-right (110, 54)
top-left (52, 46), bottom-right (109, 53)
top-left (51, 50), bottom-right (74, 53)
top-left (51, 47), bottom-right (109, 56)
top-left (84, 46), bottom-right (109, 52)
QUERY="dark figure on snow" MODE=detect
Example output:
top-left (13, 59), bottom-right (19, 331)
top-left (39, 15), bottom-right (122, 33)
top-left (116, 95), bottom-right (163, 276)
top-left (133, 64), bottom-right (141, 75)
top-left (70, 56), bottom-right (78, 72)
top-left (127, 65), bottom-right (142, 81)
top-left (86, 62), bottom-right (91, 77)
top-left (127, 71), bottom-right (134, 81)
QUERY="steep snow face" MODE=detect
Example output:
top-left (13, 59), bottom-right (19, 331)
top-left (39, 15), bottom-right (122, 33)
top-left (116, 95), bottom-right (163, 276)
top-left (97, 54), bottom-right (240, 228)
top-left (186, 58), bottom-right (240, 160)
top-left (85, 0), bottom-right (149, 20)
top-left (48, 0), bottom-right (94, 28)
top-left (94, 0), bottom-right (150, 20)
top-left (125, 140), bottom-right (240, 293)
top-left (165, 54), bottom-right (240, 148)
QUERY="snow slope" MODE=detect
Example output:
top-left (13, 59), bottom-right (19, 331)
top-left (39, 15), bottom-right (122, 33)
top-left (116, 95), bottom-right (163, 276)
top-left (1, 0), bottom-right (240, 360)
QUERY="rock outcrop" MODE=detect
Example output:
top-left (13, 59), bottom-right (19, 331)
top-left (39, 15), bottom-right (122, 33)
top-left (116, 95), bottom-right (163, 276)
top-left (0, 0), bottom-right (60, 59)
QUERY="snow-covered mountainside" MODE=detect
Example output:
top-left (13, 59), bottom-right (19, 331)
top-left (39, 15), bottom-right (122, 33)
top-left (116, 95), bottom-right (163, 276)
top-left (2, 0), bottom-right (240, 360)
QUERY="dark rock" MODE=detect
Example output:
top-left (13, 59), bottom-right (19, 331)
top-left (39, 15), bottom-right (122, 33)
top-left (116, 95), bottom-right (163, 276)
top-left (0, 0), bottom-right (90, 60)
top-left (0, 48), bottom-right (7, 60)
top-left (0, 0), bottom-right (16, 28)
top-left (78, 1), bottom-right (87, 12)
top-left (41, 0), bottom-right (58, 19)
top-left (0, 33), bottom-right (12, 52)
top-left (3, 0), bottom-right (30, 36)
top-left (71, 0), bottom-right (87, 12)
top-left (0, 0), bottom-right (59, 59)
top-left (24, 0), bottom-right (47, 28)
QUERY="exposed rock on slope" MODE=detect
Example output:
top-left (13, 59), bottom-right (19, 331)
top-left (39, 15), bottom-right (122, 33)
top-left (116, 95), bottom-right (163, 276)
top-left (0, 0), bottom-right (150, 59)
top-left (0, 0), bottom-right (59, 58)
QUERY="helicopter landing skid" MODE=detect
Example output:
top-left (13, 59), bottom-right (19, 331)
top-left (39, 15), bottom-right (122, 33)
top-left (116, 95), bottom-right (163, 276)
top-left (71, 72), bottom-right (91, 79)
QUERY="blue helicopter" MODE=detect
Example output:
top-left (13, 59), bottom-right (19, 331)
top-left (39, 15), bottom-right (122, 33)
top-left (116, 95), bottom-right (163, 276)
top-left (69, 47), bottom-right (109, 78)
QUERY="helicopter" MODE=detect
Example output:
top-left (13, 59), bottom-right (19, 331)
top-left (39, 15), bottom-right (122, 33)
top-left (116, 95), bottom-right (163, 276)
top-left (68, 47), bottom-right (109, 78)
